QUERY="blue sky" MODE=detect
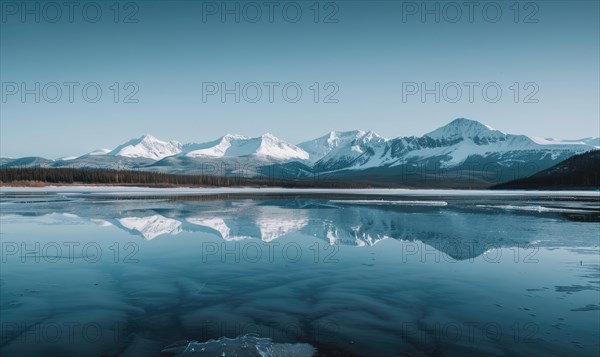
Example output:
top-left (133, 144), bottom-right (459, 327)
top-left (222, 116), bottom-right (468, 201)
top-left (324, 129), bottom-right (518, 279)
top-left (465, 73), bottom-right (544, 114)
top-left (1, 0), bottom-right (599, 158)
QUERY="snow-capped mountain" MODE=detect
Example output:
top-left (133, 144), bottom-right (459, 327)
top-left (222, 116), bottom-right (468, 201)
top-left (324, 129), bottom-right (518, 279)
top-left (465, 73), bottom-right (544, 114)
top-left (181, 133), bottom-right (309, 161)
top-left (107, 134), bottom-right (183, 160)
top-left (388, 119), bottom-right (594, 168)
top-left (299, 130), bottom-right (373, 162)
top-left (2, 118), bottom-right (597, 187)
top-left (298, 130), bottom-right (388, 169)
top-left (297, 118), bottom-right (595, 173)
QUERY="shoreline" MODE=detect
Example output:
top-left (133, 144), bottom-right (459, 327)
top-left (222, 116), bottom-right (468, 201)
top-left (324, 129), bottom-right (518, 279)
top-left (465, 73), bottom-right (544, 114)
top-left (1, 185), bottom-right (599, 197)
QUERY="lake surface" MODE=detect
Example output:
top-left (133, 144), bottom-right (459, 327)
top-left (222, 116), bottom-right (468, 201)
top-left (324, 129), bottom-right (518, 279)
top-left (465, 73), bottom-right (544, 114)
top-left (1, 188), bottom-right (599, 356)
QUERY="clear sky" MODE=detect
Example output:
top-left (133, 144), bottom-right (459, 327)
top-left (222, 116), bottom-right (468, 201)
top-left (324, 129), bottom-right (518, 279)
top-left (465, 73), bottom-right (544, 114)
top-left (1, 0), bottom-right (599, 158)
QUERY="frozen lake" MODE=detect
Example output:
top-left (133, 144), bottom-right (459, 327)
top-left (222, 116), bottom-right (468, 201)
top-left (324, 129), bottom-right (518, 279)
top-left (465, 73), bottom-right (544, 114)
top-left (0, 188), bottom-right (598, 356)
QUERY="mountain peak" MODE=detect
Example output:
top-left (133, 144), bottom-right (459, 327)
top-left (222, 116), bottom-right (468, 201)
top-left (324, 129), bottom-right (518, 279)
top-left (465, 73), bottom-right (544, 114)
top-left (425, 118), bottom-right (503, 140)
top-left (139, 134), bottom-right (157, 141)
top-left (255, 133), bottom-right (309, 160)
top-left (451, 117), bottom-right (483, 124)
top-left (361, 130), bottom-right (386, 142)
top-left (183, 133), bottom-right (308, 161)
top-left (447, 118), bottom-right (495, 130)
top-left (260, 133), bottom-right (282, 142)
top-left (298, 129), bottom-right (387, 163)
top-left (109, 134), bottom-right (182, 160)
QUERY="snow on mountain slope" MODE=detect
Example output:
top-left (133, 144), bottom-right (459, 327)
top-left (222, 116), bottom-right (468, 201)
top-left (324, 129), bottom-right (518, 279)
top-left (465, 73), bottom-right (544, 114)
top-left (394, 134), bottom-right (535, 167)
top-left (298, 130), bottom-right (388, 168)
top-left (108, 135), bottom-right (182, 160)
top-left (87, 148), bottom-right (111, 156)
top-left (182, 133), bottom-right (309, 161)
top-left (57, 156), bottom-right (78, 161)
top-left (57, 151), bottom-right (112, 161)
top-left (298, 130), bottom-right (368, 162)
top-left (534, 137), bottom-right (600, 147)
top-left (380, 120), bottom-right (592, 168)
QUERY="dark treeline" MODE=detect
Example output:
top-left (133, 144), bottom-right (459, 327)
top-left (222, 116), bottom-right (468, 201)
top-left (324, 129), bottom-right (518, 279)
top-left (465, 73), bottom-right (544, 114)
top-left (0, 167), bottom-right (368, 188)
top-left (491, 150), bottom-right (600, 190)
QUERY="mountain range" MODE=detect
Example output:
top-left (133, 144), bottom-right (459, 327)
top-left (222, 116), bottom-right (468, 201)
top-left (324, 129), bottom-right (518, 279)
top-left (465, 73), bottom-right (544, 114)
top-left (2, 118), bottom-right (597, 188)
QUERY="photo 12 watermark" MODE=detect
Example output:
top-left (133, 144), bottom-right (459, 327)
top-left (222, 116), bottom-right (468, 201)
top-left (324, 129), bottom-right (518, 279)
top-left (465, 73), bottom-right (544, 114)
top-left (200, 1), bottom-right (340, 24)
top-left (1, 81), bottom-right (140, 104)
top-left (398, 241), bottom-right (540, 264)
top-left (199, 241), bottom-right (339, 264)
top-left (400, 1), bottom-right (540, 23)
top-left (201, 81), bottom-right (340, 104)
top-left (1, 1), bottom-right (140, 23)
top-left (401, 81), bottom-right (540, 104)
top-left (1, 241), bottom-right (140, 263)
